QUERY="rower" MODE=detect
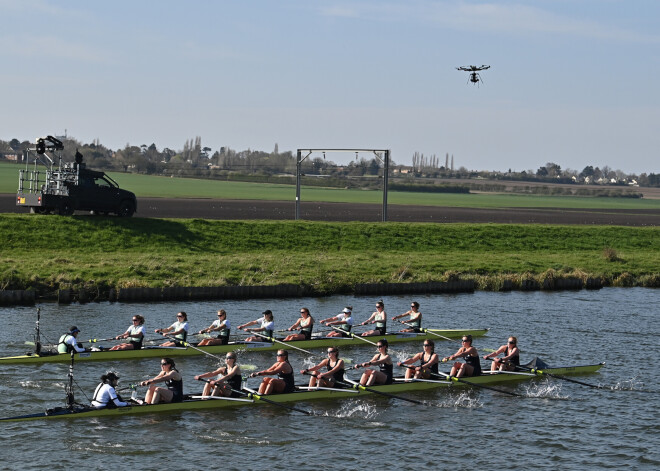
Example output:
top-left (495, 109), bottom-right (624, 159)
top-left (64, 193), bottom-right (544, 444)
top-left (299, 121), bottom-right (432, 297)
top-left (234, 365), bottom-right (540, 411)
top-left (239, 310), bottom-right (275, 342)
top-left (91, 372), bottom-right (128, 409)
top-left (443, 335), bottom-right (482, 377)
top-left (391, 301), bottom-right (422, 332)
top-left (249, 349), bottom-right (295, 395)
top-left (57, 326), bottom-right (86, 354)
top-left (195, 351), bottom-right (242, 397)
top-left (110, 315), bottom-right (145, 351)
top-left (320, 307), bottom-right (354, 337)
top-left (283, 307), bottom-right (314, 341)
top-left (398, 339), bottom-right (439, 380)
top-left (155, 312), bottom-right (189, 347)
top-left (197, 310), bottom-right (231, 346)
top-left (356, 339), bottom-right (393, 386)
top-left (483, 336), bottom-right (520, 372)
top-left (302, 346), bottom-right (345, 388)
top-left (359, 300), bottom-right (387, 336)
top-left (140, 357), bottom-right (184, 404)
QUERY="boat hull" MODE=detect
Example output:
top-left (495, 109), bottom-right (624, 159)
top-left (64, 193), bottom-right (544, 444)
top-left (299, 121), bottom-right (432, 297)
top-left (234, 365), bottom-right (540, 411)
top-left (0, 363), bottom-right (604, 422)
top-left (0, 328), bottom-right (488, 365)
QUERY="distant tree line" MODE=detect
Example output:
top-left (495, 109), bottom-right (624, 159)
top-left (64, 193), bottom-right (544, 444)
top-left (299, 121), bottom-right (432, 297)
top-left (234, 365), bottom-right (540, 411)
top-left (1, 136), bottom-right (658, 189)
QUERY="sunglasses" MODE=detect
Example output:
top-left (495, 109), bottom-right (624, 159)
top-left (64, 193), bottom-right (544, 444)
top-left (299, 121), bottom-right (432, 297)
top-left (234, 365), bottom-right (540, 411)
top-left (462, 339), bottom-right (470, 342)
top-left (161, 362), bottom-right (169, 366)
top-left (226, 356), bottom-right (236, 360)
top-left (176, 316), bottom-right (184, 318)
top-left (423, 344), bottom-right (432, 347)
top-left (377, 345), bottom-right (385, 348)
top-left (327, 350), bottom-right (337, 354)
top-left (132, 319), bottom-right (138, 321)
top-left (276, 353), bottom-right (286, 356)
top-left (508, 341), bottom-right (516, 344)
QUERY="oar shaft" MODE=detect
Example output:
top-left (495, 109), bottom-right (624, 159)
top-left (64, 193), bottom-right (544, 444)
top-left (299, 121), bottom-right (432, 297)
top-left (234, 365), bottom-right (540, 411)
top-left (336, 379), bottom-right (426, 405)
top-left (536, 369), bottom-right (604, 389)
top-left (242, 387), bottom-right (313, 415)
top-left (433, 371), bottom-right (524, 397)
top-left (244, 330), bottom-right (317, 357)
top-left (329, 326), bottom-right (378, 346)
top-left (163, 334), bottom-right (226, 362)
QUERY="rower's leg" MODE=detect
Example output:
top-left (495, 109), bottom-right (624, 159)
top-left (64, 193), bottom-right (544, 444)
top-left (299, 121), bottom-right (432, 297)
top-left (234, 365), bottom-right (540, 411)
top-left (405, 367), bottom-right (414, 380)
top-left (360, 370), bottom-right (373, 386)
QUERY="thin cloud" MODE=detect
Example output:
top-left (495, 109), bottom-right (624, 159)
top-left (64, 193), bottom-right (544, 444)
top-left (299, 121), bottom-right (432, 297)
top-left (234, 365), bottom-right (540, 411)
top-left (317, 1), bottom-right (660, 43)
top-left (0, 35), bottom-right (112, 65)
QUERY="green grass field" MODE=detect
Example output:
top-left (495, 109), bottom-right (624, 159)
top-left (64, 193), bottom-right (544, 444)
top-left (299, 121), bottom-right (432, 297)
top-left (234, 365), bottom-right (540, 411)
top-left (1, 215), bottom-right (658, 294)
top-left (3, 161), bottom-right (660, 209)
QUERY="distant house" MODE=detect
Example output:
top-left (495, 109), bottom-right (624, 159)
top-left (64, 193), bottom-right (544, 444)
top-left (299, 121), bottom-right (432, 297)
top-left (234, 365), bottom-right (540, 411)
top-left (2, 153), bottom-right (19, 161)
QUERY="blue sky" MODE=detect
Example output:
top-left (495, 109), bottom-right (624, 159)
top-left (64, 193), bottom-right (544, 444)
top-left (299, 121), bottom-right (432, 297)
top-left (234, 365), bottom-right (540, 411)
top-left (1, 0), bottom-right (659, 173)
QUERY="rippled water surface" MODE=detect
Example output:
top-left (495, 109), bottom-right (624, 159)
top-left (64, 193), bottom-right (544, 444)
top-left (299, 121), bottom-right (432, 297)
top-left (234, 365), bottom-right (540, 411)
top-left (0, 288), bottom-right (658, 470)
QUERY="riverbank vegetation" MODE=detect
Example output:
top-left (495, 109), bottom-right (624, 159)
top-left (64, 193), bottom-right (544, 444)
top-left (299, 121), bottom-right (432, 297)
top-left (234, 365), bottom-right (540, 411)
top-left (1, 216), bottom-right (658, 296)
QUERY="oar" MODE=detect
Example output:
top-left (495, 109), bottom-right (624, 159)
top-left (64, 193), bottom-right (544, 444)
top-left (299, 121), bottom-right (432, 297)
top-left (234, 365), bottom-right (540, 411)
top-left (335, 376), bottom-right (428, 405)
top-left (193, 377), bottom-right (255, 402)
top-left (162, 334), bottom-right (227, 362)
top-left (393, 320), bottom-right (496, 352)
top-left (329, 326), bottom-right (379, 346)
top-left (432, 363), bottom-right (524, 397)
top-left (241, 330), bottom-right (318, 357)
top-left (242, 386), bottom-right (314, 415)
top-left (85, 337), bottom-right (122, 344)
top-left (515, 363), bottom-right (605, 389)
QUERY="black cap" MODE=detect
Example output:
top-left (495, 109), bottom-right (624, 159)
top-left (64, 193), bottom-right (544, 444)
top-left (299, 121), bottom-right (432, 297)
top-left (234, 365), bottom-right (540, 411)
top-left (262, 309), bottom-right (272, 315)
top-left (69, 326), bottom-right (80, 334)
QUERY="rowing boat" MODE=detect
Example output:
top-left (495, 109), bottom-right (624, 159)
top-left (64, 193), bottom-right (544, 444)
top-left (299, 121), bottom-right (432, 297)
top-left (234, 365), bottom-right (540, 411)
top-left (0, 328), bottom-right (488, 365)
top-left (0, 361), bottom-right (604, 422)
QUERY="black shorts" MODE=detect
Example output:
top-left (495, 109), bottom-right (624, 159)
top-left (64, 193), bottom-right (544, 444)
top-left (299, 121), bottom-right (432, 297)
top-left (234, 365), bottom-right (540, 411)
top-left (215, 336), bottom-right (229, 345)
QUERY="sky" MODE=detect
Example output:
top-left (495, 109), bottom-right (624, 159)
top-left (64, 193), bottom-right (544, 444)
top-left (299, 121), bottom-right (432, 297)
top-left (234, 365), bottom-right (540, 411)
top-left (1, 0), bottom-right (659, 174)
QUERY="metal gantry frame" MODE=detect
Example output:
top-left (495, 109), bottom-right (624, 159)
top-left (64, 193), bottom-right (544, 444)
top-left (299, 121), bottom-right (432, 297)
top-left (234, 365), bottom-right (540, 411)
top-left (295, 148), bottom-right (390, 222)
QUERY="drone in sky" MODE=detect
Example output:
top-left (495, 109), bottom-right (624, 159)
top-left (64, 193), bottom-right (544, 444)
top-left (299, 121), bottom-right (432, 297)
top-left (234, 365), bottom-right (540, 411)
top-left (456, 65), bottom-right (490, 86)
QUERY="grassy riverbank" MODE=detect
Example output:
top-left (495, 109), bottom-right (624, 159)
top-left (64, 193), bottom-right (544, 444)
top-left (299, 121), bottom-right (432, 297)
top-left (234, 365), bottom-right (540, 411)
top-left (1, 215), bottom-right (658, 295)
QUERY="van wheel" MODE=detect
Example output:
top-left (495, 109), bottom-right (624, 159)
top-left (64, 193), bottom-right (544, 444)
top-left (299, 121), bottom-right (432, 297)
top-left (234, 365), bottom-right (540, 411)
top-left (118, 201), bottom-right (135, 217)
top-left (59, 201), bottom-right (74, 216)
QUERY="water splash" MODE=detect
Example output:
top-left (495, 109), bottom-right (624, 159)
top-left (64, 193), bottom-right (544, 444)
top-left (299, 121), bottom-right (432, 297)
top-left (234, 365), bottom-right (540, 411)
top-left (18, 380), bottom-right (42, 389)
top-left (426, 391), bottom-right (483, 408)
top-left (524, 380), bottom-right (569, 399)
top-left (321, 400), bottom-right (380, 419)
top-left (611, 376), bottom-right (647, 391)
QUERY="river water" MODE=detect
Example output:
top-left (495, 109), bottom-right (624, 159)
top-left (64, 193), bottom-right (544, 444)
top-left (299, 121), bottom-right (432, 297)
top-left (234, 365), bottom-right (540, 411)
top-left (0, 288), bottom-right (658, 470)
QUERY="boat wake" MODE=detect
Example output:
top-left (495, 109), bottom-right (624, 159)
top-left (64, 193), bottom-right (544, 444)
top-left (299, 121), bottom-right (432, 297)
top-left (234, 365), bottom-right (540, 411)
top-left (195, 431), bottom-right (273, 445)
top-left (67, 441), bottom-right (126, 454)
